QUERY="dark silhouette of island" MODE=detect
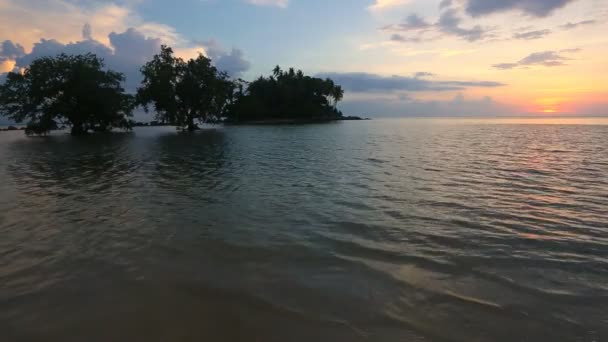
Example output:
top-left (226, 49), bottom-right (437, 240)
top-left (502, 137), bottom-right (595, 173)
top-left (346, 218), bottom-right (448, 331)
top-left (0, 45), bottom-right (364, 135)
top-left (132, 121), bottom-right (171, 127)
top-left (223, 66), bottom-right (345, 124)
top-left (0, 125), bottom-right (22, 132)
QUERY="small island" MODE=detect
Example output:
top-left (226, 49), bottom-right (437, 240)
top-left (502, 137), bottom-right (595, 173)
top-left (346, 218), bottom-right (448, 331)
top-left (223, 66), bottom-right (344, 124)
top-left (0, 45), bottom-right (365, 135)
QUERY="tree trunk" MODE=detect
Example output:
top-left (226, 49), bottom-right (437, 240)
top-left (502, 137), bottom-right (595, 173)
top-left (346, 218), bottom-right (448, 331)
top-left (187, 113), bottom-right (199, 131)
top-left (71, 123), bottom-right (87, 136)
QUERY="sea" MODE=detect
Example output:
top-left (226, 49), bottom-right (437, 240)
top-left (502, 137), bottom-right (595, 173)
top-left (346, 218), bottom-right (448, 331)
top-left (1, 118), bottom-right (607, 341)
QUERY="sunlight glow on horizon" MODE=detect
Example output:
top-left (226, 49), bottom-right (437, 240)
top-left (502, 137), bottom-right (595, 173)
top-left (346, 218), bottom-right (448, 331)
top-left (0, 0), bottom-right (606, 117)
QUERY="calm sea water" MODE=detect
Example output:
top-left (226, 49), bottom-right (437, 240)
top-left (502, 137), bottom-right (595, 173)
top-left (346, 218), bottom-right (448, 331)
top-left (1, 118), bottom-right (607, 341)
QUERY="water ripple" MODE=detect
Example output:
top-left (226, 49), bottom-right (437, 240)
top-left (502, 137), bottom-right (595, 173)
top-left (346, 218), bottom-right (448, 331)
top-left (1, 121), bottom-right (607, 341)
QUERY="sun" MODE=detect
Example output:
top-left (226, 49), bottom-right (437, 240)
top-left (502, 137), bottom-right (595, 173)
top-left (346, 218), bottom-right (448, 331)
top-left (533, 97), bottom-right (569, 114)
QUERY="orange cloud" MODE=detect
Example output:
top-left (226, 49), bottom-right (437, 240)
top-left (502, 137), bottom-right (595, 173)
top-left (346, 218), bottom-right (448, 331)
top-left (368, 0), bottom-right (411, 12)
top-left (0, 59), bottom-right (15, 73)
top-left (0, 0), bottom-right (184, 51)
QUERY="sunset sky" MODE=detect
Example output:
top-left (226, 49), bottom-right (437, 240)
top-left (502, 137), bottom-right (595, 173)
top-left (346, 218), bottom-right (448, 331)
top-left (0, 0), bottom-right (606, 117)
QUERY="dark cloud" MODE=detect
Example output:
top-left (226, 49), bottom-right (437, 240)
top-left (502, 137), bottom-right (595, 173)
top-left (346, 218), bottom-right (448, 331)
top-left (519, 51), bottom-right (567, 66)
top-left (109, 28), bottom-right (162, 67)
top-left (493, 50), bottom-right (578, 69)
top-left (465, 0), bottom-right (577, 17)
top-left (15, 38), bottom-right (115, 67)
top-left (316, 72), bottom-right (505, 93)
top-left (398, 93), bottom-right (414, 102)
top-left (1, 41), bottom-right (26, 58)
top-left (382, 14), bottom-right (433, 43)
top-left (385, 0), bottom-right (577, 43)
top-left (339, 95), bottom-right (516, 117)
top-left (441, 80), bottom-right (506, 88)
top-left (385, 9), bottom-right (493, 43)
top-left (215, 49), bottom-right (251, 77)
top-left (560, 20), bottom-right (596, 30)
top-left (513, 29), bottom-right (552, 40)
top-left (414, 72), bottom-right (435, 77)
top-left (2, 25), bottom-right (251, 90)
top-left (7, 26), bottom-right (161, 90)
top-left (0, 40), bottom-right (26, 63)
top-left (493, 63), bottom-right (520, 70)
top-left (385, 14), bottom-right (433, 31)
top-left (197, 40), bottom-right (251, 77)
top-left (82, 23), bottom-right (93, 40)
top-left (439, 0), bottom-right (453, 9)
top-left (437, 8), bottom-right (492, 42)
top-left (389, 34), bottom-right (422, 43)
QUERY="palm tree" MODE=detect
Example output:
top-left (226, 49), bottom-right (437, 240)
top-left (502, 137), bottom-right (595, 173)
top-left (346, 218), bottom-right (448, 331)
top-left (272, 65), bottom-right (282, 78)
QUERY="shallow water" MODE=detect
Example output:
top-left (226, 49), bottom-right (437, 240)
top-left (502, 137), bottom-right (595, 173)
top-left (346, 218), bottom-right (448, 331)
top-left (1, 118), bottom-right (607, 341)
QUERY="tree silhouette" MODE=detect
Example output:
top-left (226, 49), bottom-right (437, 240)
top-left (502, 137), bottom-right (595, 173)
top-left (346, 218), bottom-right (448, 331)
top-left (225, 66), bottom-right (344, 122)
top-left (0, 53), bottom-right (134, 136)
top-left (137, 45), bottom-right (233, 131)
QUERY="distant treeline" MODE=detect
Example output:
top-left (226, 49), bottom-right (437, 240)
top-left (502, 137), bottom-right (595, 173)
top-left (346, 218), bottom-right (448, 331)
top-left (0, 45), bottom-right (347, 135)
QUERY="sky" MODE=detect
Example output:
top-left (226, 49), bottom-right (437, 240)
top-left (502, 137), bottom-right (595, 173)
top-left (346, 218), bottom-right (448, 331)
top-left (0, 0), bottom-right (607, 117)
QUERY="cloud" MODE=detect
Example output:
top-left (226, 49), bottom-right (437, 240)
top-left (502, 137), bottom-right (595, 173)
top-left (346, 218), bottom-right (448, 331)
top-left (0, 40), bottom-right (26, 72)
top-left (518, 51), bottom-right (567, 66)
top-left (383, 15), bottom-right (435, 43)
top-left (3, 24), bottom-right (250, 88)
top-left (316, 72), bottom-right (505, 93)
top-left (197, 40), bottom-right (251, 77)
top-left (245, 0), bottom-right (288, 8)
top-left (339, 94), bottom-right (517, 117)
top-left (513, 29), bottom-right (552, 40)
top-left (414, 72), bottom-right (435, 77)
top-left (493, 50), bottom-right (580, 69)
top-left (383, 14), bottom-right (432, 31)
top-left (571, 101), bottom-right (608, 117)
top-left (0, 0), bottom-right (253, 86)
top-left (439, 0), bottom-right (453, 9)
top-left (14, 39), bottom-right (113, 67)
top-left (369, 0), bottom-right (411, 11)
top-left (389, 34), bottom-right (423, 43)
top-left (437, 8), bottom-right (492, 42)
top-left (0, 60), bottom-right (15, 73)
top-left (108, 28), bottom-right (163, 68)
top-left (384, 7), bottom-right (493, 43)
top-left (465, 0), bottom-right (577, 17)
top-left (493, 63), bottom-right (520, 70)
top-left (1, 41), bottom-right (26, 60)
top-left (0, 1), bottom-right (135, 50)
top-left (560, 20), bottom-right (596, 30)
top-left (6, 27), bottom-right (160, 91)
top-left (82, 23), bottom-right (93, 40)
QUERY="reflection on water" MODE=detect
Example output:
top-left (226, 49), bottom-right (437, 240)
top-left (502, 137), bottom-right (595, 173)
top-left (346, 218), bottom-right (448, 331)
top-left (1, 119), bottom-right (607, 342)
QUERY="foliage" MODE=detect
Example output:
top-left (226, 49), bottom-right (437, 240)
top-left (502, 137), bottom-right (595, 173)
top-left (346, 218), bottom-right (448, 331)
top-left (0, 54), bottom-right (134, 135)
top-left (137, 45), bottom-right (233, 131)
top-left (225, 66), bottom-right (344, 122)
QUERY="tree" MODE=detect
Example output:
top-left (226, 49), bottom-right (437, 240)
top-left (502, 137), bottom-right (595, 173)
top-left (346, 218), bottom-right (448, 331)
top-left (225, 66), bottom-right (344, 122)
top-left (0, 54), bottom-right (134, 135)
top-left (137, 45), bottom-right (233, 131)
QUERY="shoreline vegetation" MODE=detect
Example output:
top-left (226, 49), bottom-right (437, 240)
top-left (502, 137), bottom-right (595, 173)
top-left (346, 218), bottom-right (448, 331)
top-left (130, 116), bottom-right (368, 127)
top-left (0, 45), bottom-right (365, 136)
